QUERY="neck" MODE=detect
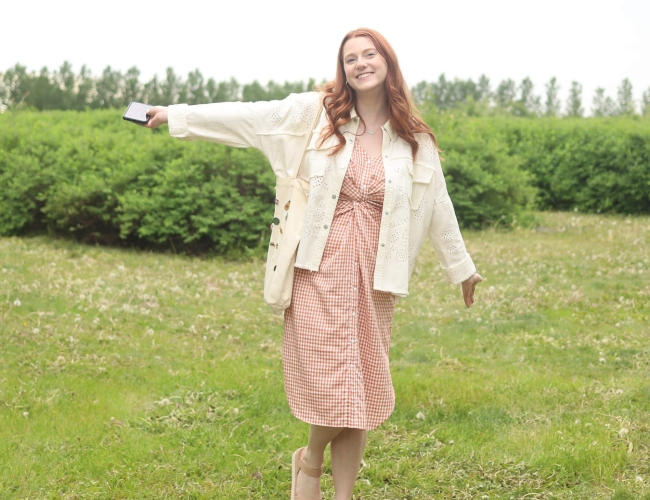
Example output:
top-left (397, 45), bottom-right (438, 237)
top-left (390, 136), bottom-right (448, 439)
top-left (355, 88), bottom-right (389, 129)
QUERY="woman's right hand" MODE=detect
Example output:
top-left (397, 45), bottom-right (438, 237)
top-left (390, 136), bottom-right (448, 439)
top-left (142, 106), bottom-right (168, 129)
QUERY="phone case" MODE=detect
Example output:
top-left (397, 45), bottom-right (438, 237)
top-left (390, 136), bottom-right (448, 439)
top-left (123, 101), bottom-right (151, 124)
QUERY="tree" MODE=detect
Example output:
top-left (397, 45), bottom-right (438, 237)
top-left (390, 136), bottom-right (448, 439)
top-left (1, 64), bottom-right (29, 108)
top-left (592, 87), bottom-right (615, 117)
top-left (213, 78), bottom-right (240, 102)
top-left (511, 77), bottom-right (540, 117)
top-left (123, 66), bottom-right (142, 105)
top-left (565, 81), bottom-right (584, 117)
top-left (495, 79), bottom-right (516, 111)
top-left (160, 67), bottom-right (180, 106)
top-left (642, 86), bottom-right (650, 116)
top-left (477, 75), bottom-right (491, 102)
top-left (94, 66), bottom-right (124, 109)
top-left (616, 78), bottom-right (635, 116)
top-left (31, 66), bottom-right (62, 110)
top-left (141, 75), bottom-right (162, 107)
top-left (544, 77), bottom-right (561, 116)
top-left (75, 65), bottom-right (95, 110)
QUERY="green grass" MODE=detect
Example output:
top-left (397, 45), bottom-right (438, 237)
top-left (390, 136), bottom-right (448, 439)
top-left (1, 211), bottom-right (649, 499)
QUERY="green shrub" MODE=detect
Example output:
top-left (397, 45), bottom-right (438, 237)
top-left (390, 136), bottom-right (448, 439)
top-left (0, 109), bottom-right (275, 255)
top-left (425, 113), bottom-right (536, 228)
top-left (500, 117), bottom-right (650, 213)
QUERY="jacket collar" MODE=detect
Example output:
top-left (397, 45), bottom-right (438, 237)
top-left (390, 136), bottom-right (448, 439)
top-left (350, 108), bottom-right (398, 142)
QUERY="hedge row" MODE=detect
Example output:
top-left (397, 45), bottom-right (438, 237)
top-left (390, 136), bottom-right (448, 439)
top-left (0, 110), bottom-right (275, 255)
top-left (426, 112), bottom-right (650, 215)
top-left (1, 108), bottom-right (649, 254)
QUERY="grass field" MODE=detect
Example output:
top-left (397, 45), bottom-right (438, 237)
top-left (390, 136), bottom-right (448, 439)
top-left (1, 211), bottom-right (649, 499)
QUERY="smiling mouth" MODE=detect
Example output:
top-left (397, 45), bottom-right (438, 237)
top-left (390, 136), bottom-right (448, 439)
top-left (356, 72), bottom-right (374, 80)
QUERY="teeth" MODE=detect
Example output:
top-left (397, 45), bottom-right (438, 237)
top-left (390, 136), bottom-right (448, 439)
top-left (357, 73), bottom-right (373, 79)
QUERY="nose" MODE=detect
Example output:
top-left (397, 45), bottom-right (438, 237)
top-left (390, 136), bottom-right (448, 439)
top-left (356, 60), bottom-right (367, 70)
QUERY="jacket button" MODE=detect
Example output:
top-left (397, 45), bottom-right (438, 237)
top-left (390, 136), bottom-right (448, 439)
top-left (332, 194), bottom-right (337, 199)
top-left (324, 224), bottom-right (329, 229)
top-left (385, 211), bottom-right (389, 215)
top-left (381, 243), bottom-right (385, 247)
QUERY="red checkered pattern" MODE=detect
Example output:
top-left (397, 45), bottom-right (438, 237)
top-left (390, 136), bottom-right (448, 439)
top-left (283, 142), bottom-right (396, 430)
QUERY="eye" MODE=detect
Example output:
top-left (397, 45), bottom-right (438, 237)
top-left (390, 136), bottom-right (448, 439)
top-left (346, 58), bottom-right (356, 64)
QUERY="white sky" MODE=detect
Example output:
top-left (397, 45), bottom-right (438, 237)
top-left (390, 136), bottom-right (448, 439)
top-left (2, 0), bottom-right (649, 112)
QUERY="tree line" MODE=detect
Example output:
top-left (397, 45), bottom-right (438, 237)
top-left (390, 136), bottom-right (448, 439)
top-left (1, 62), bottom-right (649, 117)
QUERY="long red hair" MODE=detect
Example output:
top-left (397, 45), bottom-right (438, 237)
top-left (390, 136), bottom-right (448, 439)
top-left (316, 28), bottom-right (438, 159)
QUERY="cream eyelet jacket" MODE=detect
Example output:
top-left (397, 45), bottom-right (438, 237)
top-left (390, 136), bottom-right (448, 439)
top-left (168, 91), bottom-right (476, 297)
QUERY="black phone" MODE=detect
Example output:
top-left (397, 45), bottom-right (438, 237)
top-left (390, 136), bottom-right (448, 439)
top-left (123, 101), bottom-right (152, 124)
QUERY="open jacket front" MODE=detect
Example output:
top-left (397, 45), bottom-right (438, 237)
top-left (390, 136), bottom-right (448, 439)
top-left (168, 92), bottom-right (476, 296)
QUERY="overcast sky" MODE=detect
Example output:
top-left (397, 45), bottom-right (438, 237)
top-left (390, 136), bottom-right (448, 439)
top-left (3, 0), bottom-right (649, 112)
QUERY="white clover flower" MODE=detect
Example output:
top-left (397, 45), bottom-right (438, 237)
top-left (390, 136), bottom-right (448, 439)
top-left (145, 328), bottom-right (154, 336)
top-left (99, 305), bottom-right (107, 312)
top-left (415, 411), bottom-right (425, 420)
top-left (13, 299), bottom-right (21, 306)
top-left (619, 428), bottom-right (629, 437)
top-left (33, 328), bottom-right (40, 334)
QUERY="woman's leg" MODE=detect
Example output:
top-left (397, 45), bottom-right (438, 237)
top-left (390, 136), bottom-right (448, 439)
top-left (330, 428), bottom-right (367, 500)
top-left (296, 424), bottom-right (344, 497)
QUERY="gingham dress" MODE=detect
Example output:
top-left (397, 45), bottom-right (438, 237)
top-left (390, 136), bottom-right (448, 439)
top-left (283, 142), bottom-right (396, 430)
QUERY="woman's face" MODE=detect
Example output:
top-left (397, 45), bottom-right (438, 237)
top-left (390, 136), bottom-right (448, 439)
top-left (342, 36), bottom-right (388, 95)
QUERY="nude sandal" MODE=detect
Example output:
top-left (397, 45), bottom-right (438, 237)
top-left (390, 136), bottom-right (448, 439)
top-left (291, 446), bottom-right (323, 500)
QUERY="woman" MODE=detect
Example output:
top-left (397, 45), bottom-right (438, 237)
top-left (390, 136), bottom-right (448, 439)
top-left (145, 27), bottom-right (482, 500)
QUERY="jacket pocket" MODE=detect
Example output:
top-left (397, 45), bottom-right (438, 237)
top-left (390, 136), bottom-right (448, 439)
top-left (304, 148), bottom-right (328, 178)
top-left (408, 160), bottom-right (434, 210)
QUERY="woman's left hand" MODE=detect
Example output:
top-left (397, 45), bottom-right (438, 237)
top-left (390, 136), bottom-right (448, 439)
top-left (462, 273), bottom-right (483, 308)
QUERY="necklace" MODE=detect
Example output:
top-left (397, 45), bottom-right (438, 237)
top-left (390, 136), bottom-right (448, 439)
top-left (364, 129), bottom-right (376, 135)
